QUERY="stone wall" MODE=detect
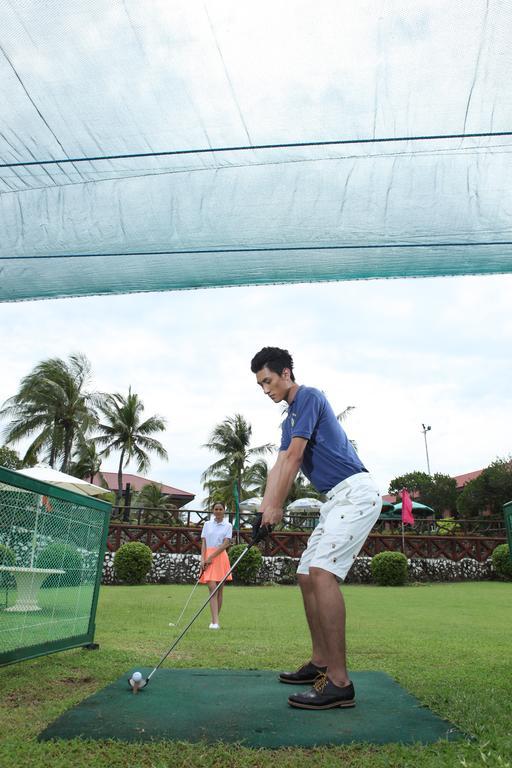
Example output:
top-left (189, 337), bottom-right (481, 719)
top-left (102, 551), bottom-right (202, 585)
top-left (102, 551), bottom-right (497, 585)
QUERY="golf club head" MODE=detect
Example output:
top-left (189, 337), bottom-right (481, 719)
top-left (128, 675), bottom-right (148, 693)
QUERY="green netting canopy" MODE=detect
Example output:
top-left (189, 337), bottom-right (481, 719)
top-left (1, 1), bottom-right (512, 302)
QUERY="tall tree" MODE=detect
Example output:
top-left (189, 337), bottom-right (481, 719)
top-left (69, 438), bottom-right (103, 483)
top-left (336, 405), bottom-right (358, 453)
top-left (286, 472), bottom-right (325, 504)
top-left (244, 459), bottom-right (323, 504)
top-left (388, 470), bottom-right (432, 499)
top-left (134, 483), bottom-right (181, 525)
top-left (244, 458), bottom-right (269, 498)
top-left (202, 465), bottom-right (241, 510)
top-left (389, 470), bottom-right (457, 515)
top-left (336, 406), bottom-right (355, 423)
top-left (94, 387), bottom-right (168, 512)
top-left (0, 353), bottom-right (98, 471)
top-left (457, 457), bottom-right (512, 517)
top-left (0, 445), bottom-right (22, 470)
top-left (136, 483), bottom-right (178, 524)
top-left (202, 414), bottom-right (274, 510)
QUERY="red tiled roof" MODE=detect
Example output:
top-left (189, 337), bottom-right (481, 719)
top-left (453, 469), bottom-right (484, 488)
top-left (93, 472), bottom-right (194, 499)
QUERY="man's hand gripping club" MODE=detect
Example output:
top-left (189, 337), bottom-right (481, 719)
top-left (251, 513), bottom-right (273, 544)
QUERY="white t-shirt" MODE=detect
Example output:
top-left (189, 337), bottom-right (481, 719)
top-left (201, 518), bottom-right (233, 549)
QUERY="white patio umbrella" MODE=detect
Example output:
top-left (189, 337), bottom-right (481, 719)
top-left (286, 497), bottom-right (323, 512)
top-left (16, 465), bottom-right (106, 498)
top-left (7, 466), bottom-right (107, 569)
top-left (239, 496), bottom-right (263, 512)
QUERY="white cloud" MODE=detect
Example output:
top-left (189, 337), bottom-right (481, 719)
top-left (0, 273), bottom-right (511, 506)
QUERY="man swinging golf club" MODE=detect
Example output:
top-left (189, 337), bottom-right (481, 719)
top-left (251, 347), bottom-right (382, 710)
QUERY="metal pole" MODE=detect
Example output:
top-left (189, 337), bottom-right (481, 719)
top-left (421, 424), bottom-right (432, 475)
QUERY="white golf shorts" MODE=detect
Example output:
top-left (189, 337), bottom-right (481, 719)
top-left (296, 472), bottom-right (382, 581)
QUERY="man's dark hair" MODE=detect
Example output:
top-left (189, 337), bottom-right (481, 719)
top-left (250, 347), bottom-right (295, 381)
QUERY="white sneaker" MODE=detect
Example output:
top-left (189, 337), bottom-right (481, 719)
top-left (208, 623), bottom-right (220, 630)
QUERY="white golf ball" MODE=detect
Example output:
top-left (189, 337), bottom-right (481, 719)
top-left (132, 671), bottom-right (142, 682)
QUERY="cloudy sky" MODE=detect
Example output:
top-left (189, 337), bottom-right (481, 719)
top-left (0, 272), bottom-right (510, 507)
top-left (1, 2), bottom-right (511, 510)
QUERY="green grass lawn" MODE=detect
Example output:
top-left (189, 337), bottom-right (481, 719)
top-left (0, 585), bottom-right (96, 650)
top-left (1, 581), bottom-right (511, 767)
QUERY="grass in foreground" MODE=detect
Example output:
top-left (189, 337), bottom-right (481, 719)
top-left (1, 581), bottom-right (511, 767)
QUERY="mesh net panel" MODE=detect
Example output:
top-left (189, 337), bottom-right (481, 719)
top-left (504, 502), bottom-right (512, 555)
top-left (0, 470), bottom-right (110, 665)
top-left (1, 0), bottom-right (512, 301)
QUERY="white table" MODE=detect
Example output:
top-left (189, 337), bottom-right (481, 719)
top-left (0, 565), bottom-right (65, 612)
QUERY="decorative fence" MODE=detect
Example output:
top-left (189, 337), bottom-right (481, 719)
top-left (107, 525), bottom-right (201, 555)
top-left (107, 524), bottom-right (506, 563)
top-left (114, 507), bottom-right (508, 536)
top-left (361, 534), bottom-right (504, 562)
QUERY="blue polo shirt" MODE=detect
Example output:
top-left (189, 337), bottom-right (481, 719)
top-left (280, 386), bottom-right (367, 493)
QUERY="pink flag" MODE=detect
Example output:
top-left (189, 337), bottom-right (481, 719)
top-left (401, 489), bottom-right (415, 526)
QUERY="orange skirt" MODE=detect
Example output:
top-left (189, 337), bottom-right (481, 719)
top-left (199, 548), bottom-right (232, 583)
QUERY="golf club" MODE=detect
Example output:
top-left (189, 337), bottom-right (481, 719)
top-left (168, 568), bottom-right (203, 627)
top-left (128, 514), bottom-right (272, 691)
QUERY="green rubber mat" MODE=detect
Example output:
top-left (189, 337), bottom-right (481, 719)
top-left (39, 669), bottom-right (463, 748)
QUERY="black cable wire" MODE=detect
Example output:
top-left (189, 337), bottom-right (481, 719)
top-left (1, 131), bottom-right (511, 169)
top-left (2, 240), bottom-right (512, 261)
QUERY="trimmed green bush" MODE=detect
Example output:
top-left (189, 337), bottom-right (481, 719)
top-left (371, 551), bottom-right (408, 586)
top-left (0, 543), bottom-right (15, 567)
top-left (491, 543), bottom-right (512, 580)
top-left (0, 543), bottom-right (16, 589)
top-left (228, 543), bottom-right (262, 584)
top-left (113, 542), bottom-right (153, 584)
top-left (36, 541), bottom-right (82, 587)
top-left (436, 517), bottom-right (461, 535)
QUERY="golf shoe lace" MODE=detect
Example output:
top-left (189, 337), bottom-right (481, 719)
top-left (313, 672), bottom-right (328, 693)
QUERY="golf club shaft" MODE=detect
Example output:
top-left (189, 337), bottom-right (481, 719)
top-left (170, 574), bottom-right (202, 625)
top-left (147, 544), bottom-right (253, 680)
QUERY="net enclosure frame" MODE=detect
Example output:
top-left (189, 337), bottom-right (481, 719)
top-left (0, 465), bottom-right (111, 667)
top-left (504, 501), bottom-right (512, 558)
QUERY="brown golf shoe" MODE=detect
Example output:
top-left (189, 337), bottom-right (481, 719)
top-left (288, 674), bottom-right (356, 709)
top-left (279, 661), bottom-right (327, 685)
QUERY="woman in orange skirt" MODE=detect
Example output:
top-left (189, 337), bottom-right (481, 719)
top-left (199, 501), bottom-right (233, 629)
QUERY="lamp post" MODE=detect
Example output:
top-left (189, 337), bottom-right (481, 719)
top-left (421, 423), bottom-right (432, 475)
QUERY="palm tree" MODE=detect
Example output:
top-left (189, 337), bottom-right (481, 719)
top-left (336, 405), bottom-right (355, 423)
top-left (136, 483), bottom-right (178, 524)
top-left (286, 472), bottom-right (324, 504)
top-left (243, 459), bottom-right (323, 506)
top-left (94, 387), bottom-right (168, 512)
top-left (0, 353), bottom-right (98, 471)
top-left (69, 437), bottom-right (104, 484)
top-left (244, 458), bottom-right (269, 498)
top-left (336, 405), bottom-right (358, 453)
top-left (202, 414), bottom-right (274, 511)
top-left (202, 466), bottom-right (242, 510)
